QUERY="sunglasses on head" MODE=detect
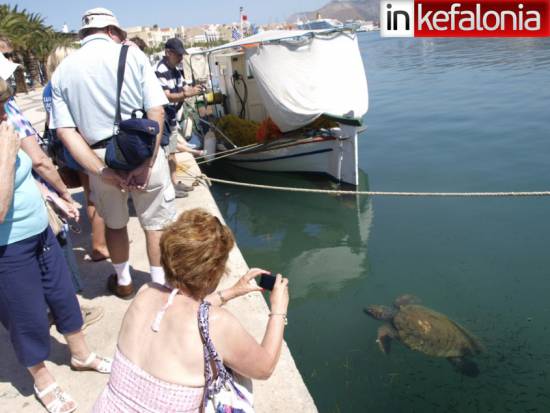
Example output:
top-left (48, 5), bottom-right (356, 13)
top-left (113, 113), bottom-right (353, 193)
top-left (3, 52), bottom-right (14, 59)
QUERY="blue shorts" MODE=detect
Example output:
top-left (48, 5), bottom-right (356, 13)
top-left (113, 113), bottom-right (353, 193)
top-left (0, 227), bottom-right (83, 367)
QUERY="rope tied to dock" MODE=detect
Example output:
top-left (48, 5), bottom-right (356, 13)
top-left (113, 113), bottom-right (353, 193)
top-left (199, 177), bottom-right (550, 197)
top-left (177, 154), bottom-right (550, 198)
top-left (194, 143), bottom-right (263, 165)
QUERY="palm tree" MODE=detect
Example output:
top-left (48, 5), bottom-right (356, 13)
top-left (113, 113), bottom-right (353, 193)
top-left (22, 12), bottom-right (48, 86)
top-left (35, 30), bottom-right (75, 82)
top-left (0, 5), bottom-right (28, 93)
top-left (0, 5), bottom-right (75, 92)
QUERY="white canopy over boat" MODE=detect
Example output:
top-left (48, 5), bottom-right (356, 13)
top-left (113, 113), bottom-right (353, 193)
top-left (205, 30), bottom-right (369, 132)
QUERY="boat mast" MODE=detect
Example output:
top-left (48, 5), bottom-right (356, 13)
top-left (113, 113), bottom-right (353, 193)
top-left (240, 6), bottom-right (244, 39)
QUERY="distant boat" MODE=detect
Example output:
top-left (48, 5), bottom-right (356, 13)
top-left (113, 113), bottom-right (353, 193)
top-left (344, 20), bottom-right (362, 31)
top-left (296, 18), bottom-right (343, 30)
top-left (357, 22), bottom-right (377, 32)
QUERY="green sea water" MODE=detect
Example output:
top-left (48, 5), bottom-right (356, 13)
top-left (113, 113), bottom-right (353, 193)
top-left (210, 33), bottom-right (550, 412)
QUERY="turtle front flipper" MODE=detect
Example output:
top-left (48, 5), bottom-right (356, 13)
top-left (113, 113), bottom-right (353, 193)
top-left (377, 324), bottom-right (397, 354)
top-left (447, 357), bottom-right (480, 377)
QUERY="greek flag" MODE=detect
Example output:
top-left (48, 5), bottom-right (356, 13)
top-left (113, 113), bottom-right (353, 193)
top-left (232, 26), bottom-right (241, 41)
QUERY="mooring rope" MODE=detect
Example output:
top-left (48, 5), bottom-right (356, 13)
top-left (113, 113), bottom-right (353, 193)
top-left (191, 176), bottom-right (550, 197)
top-left (194, 143), bottom-right (262, 164)
top-left (177, 141), bottom-right (550, 198)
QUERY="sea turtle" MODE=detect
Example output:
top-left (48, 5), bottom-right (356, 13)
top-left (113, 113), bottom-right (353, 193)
top-left (364, 295), bottom-right (484, 377)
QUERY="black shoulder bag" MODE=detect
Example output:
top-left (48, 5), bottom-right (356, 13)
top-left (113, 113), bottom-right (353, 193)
top-left (105, 45), bottom-right (160, 171)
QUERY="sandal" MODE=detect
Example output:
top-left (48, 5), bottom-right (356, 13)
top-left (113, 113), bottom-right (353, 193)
top-left (34, 382), bottom-right (76, 413)
top-left (70, 352), bottom-right (112, 374)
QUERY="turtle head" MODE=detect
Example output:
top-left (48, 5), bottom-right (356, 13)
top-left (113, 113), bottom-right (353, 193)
top-left (363, 305), bottom-right (396, 321)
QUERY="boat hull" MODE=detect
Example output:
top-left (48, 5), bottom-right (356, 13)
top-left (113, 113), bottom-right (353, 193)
top-left (226, 125), bottom-right (359, 186)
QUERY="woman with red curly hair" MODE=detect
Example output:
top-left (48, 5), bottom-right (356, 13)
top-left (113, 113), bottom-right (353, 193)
top-left (93, 208), bottom-right (290, 412)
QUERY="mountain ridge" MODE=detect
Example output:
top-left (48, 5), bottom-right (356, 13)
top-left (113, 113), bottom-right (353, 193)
top-left (288, 0), bottom-right (380, 23)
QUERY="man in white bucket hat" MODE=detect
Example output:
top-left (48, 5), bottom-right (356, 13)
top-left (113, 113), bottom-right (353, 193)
top-left (79, 7), bottom-right (127, 41)
top-left (51, 7), bottom-right (173, 297)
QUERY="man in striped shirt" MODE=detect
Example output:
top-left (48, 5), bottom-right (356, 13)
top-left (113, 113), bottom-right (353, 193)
top-left (154, 38), bottom-right (203, 197)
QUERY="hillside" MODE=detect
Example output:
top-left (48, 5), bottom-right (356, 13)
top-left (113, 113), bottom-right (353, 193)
top-left (288, 0), bottom-right (379, 23)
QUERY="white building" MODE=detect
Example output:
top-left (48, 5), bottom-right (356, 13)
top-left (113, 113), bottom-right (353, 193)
top-left (125, 25), bottom-right (186, 47)
top-left (205, 25), bottom-right (221, 42)
top-left (185, 24), bottom-right (226, 44)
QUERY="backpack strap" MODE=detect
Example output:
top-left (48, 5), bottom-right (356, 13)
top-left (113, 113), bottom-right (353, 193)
top-left (114, 45), bottom-right (130, 134)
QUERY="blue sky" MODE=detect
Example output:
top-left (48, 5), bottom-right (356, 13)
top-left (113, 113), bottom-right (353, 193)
top-left (8, 0), bottom-right (330, 31)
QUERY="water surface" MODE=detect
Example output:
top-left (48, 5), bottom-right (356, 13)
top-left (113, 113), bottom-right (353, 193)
top-left (211, 33), bottom-right (550, 412)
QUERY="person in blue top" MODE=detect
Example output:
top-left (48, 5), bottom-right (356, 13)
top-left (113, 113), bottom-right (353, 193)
top-left (0, 70), bottom-right (111, 412)
top-left (44, 45), bottom-right (110, 262)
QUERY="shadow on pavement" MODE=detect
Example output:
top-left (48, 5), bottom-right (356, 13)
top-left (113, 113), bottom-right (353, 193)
top-left (67, 190), bottom-right (151, 300)
top-left (0, 334), bottom-right (80, 397)
top-left (0, 190), bottom-right (152, 398)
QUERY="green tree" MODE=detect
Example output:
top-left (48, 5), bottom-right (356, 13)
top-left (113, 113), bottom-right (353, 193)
top-left (0, 5), bottom-right (75, 92)
top-left (21, 11), bottom-right (47, 86)
top-left (0, 5), bottom-right (28, 92)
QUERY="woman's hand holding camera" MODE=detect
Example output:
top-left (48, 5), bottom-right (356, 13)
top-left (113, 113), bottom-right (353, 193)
top-left (217, 268), bottom-right (289, 310)
top-left (269, 273), bottom-right (289, 315)
top-left (230, 267), bottom-right (265, 298)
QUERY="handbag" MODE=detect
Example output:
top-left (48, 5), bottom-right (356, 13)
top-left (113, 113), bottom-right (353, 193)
top-left (57, 166), bottom-right (81, 189)
top-left (198, 302), bottom-right (254, 413)
top-left (105, 45), bottom-right (160, 171)
top-left (39, 124), bottom-right (82, 189)
top-left (41, 121), bottom-right (83, 172)
top-left (45, 199), bottom-right (65, 237)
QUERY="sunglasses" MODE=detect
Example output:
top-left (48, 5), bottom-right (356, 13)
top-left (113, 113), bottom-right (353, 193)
top-left (3, 52), bottom-right (14, 59)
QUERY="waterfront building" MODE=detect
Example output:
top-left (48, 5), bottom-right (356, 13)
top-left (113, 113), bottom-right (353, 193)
top-left (185, 24), bottom-right (236, 45)
top-left (125, 25), bottom-right (185, 47)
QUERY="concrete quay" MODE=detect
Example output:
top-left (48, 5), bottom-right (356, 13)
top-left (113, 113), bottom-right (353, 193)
top-left (0, 88), bottom-right (317, 412)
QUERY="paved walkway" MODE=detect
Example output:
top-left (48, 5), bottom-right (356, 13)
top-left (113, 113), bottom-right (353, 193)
top-left (0, 89), bottom-right (317, 412)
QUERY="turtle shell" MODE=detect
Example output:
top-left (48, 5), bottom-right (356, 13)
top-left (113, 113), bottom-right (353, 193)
top-left (393, 305), bottom-right (484, 358)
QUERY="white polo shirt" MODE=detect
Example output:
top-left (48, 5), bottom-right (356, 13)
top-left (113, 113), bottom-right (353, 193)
top-left (50, 34), bottom-right (168, 145)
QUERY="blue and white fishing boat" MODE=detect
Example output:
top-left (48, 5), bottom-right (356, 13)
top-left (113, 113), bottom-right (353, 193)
top-left (198, 28), bottom-right (368, 186)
